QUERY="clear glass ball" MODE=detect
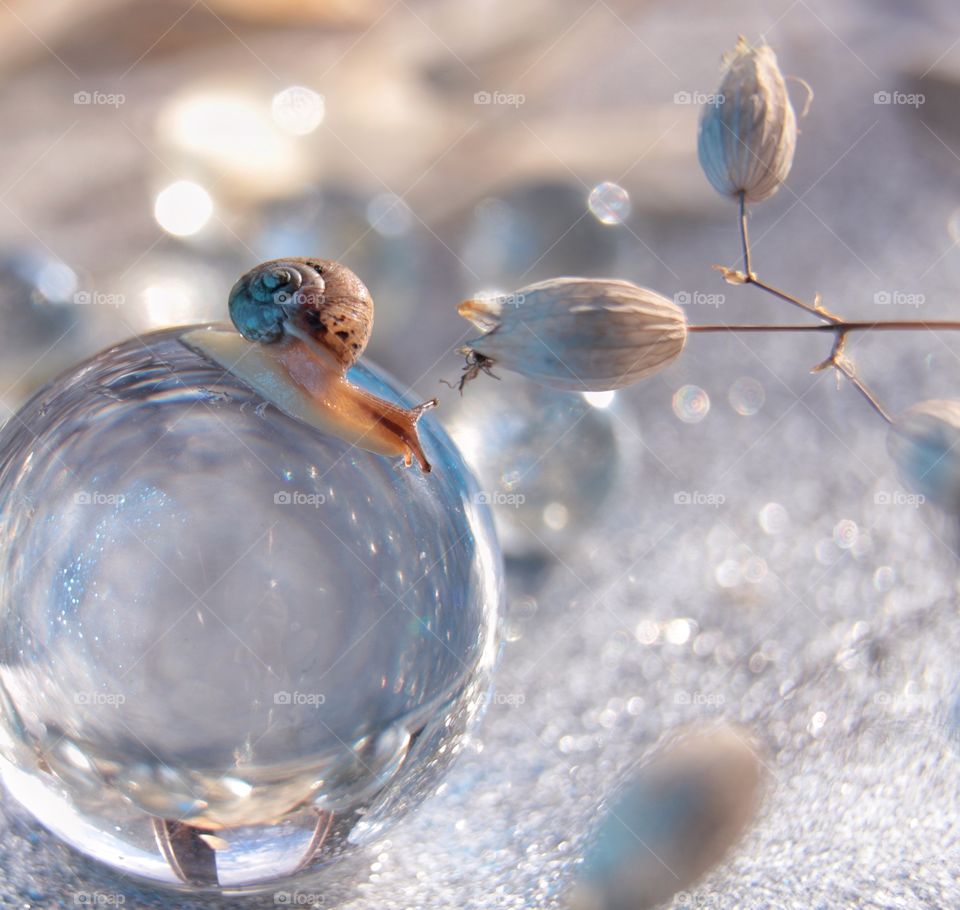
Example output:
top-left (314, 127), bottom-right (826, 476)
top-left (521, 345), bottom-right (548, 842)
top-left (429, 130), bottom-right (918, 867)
top-left (444, 372), bottom-right (624, 559)
top-left (0, 328), bottom-right (501, 893)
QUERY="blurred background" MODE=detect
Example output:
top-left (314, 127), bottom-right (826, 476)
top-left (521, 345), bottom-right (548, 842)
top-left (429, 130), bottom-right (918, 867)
top-left (4, 0), bottom-right (960, 907)
top-left (2, 0), bottom-right (957, 411)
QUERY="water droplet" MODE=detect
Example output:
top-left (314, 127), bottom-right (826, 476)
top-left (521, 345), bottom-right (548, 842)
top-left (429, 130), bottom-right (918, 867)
top-left (874, 565), bottom-right (895, 591)
top-left (34, 260), bottom-right (78, 303)
top-left (809, 711), bottom-right (827, 735)
top-left (154, 181), bottom-right (213, 237)
top-left (833, 519), bottom-right (858, 549)
top-left (742, 556), bottom-right (767, 583)
top-left (635, 620), bottom-right (659, 645)
top-left (271, 86), bottom-right (325, 135)
top-left (543, 502), bottom-right (569, 530)
top-left (948, 208), bottom-right (960, 245)
top-left (758, 502), bottom-right (789, 534)
top-left (672, 385), bottom-right (710, 423)
top-left (665, 618), bottom-right (693, 645)
top-left (815, 538), bottom-right (839, 564)
top-left (728, 377), bottom-right (765, 416)
top-left (715, 559), bottom-right (741, 588)
top-left (588, 181), bottom-right (631, 225)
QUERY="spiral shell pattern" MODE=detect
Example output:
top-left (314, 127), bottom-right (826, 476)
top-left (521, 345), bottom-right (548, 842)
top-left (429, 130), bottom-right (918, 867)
top-left (228, 257), bottom-right (374, 370)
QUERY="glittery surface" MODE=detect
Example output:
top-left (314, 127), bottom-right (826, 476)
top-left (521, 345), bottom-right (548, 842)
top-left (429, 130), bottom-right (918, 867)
top-left (2, 1), bottom-right (960, 908)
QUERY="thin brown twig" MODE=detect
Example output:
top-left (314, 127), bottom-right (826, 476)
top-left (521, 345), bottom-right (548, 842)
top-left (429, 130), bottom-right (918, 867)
top-left (721, 202), bottom-right (907, 422)
top-left (687, 321), bottom-right (960, 333)
top-left (738, 191), bottom-right (752, 278)
top-left (735, 193), bottom-right (842, 323)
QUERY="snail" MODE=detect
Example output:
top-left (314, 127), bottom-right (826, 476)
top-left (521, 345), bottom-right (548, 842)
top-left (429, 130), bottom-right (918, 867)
top-left (181, 257), bottom-right (437, 471)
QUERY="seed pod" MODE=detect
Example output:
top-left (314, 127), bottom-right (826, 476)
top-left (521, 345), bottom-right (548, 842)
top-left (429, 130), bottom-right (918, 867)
top-left (457, 278), bottom-right (687, 392)
top-left (887, 399), bottom-right (960, 512)
top-left (571, 724), bottom-right (765, 910)
top-left (697, 36), bottom-right (797, 203)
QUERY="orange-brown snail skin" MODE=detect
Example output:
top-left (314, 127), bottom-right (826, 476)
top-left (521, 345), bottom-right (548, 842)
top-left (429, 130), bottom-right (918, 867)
top-left (182, 257), bottom-right (436, 472)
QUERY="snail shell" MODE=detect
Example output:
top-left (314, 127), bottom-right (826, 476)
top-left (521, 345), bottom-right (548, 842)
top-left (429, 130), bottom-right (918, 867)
top-left (184, 256), bottom-right (436, 472)
top-left (228, 257), bottom-right (373, 371)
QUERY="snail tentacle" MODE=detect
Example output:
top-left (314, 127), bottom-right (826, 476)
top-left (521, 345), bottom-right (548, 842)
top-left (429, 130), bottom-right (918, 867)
top-left (187, 257), bottom-right (434, 473)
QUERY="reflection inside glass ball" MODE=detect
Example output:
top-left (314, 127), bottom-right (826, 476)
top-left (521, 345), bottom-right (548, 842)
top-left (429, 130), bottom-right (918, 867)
top-left (0, 328), bottom-right (500, 891)
top-left (444, 372), bottom-right (623, 558)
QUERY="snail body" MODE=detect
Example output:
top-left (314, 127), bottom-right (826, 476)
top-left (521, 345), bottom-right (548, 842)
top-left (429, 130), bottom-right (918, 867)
top-left (181, 257), bottom-right (436, 471)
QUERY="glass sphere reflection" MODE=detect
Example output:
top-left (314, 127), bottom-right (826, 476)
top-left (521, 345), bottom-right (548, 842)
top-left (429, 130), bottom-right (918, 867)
top-left (444, 373), bottom-right (623, 559)
top-left (0, 328), bottom-right (501, 892)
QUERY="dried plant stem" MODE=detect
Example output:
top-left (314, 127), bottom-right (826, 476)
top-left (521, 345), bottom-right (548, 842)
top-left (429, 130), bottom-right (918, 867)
top-left (688, 321), bottom-right (944, 423)
top-left (736, 191), bottom-right (842, 323)
top-left (829, 352), bottom-right (893, 423)
top-left (711, 201), bottom-right (952, 423)
top-left (687, 321), bottom-right (960, 334)
top-left (738, 191), bottom-right (752, 278)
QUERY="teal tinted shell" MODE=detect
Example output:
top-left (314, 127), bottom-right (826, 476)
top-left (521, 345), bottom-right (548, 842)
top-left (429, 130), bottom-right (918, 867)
top-left (228, 258), bottom-right (316, 344)
top-left (227, 257), bottom-right (374, 369)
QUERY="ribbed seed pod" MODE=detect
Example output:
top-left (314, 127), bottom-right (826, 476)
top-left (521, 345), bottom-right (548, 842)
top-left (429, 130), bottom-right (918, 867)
top-left (697, 36), bottom-right (797, 204)
top-left (458, 277), bottom-right (687, 392)
top-left (571, 724), bottom-right (765, 910)
top-left (887, 399), bottom-right (960, 512)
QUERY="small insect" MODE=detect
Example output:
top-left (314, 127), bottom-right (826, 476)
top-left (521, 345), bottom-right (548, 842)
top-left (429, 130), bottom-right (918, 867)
top-left (442, 349), bottom-right (500, 394)
top-left (182, 258), bottom-right (437, 472)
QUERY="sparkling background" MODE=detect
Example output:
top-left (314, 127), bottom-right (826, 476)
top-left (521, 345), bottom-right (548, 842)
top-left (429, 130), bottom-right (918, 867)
top-left (1, 0), bottom-right (960, 907)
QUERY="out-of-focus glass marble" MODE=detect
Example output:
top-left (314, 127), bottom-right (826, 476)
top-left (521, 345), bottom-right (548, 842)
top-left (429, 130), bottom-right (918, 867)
top-left (73, 252), bottom-right (242, 358)
top-left (672, 384), bottom-right (710, 424)
top-left (0, 251), bottom-right (84, 413)
top-left (459, 184), bottom-right (623, 287)
top-left (0, 329), bottom-right (501, 892)
top-left (587, 181), bottom-right (631, 226)
top-left (254, 190), bottom-right (432, 362)
top-left (443, 372), bottom-right (623, 559)
top-left (728, 377), bottom-right (765, 416)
